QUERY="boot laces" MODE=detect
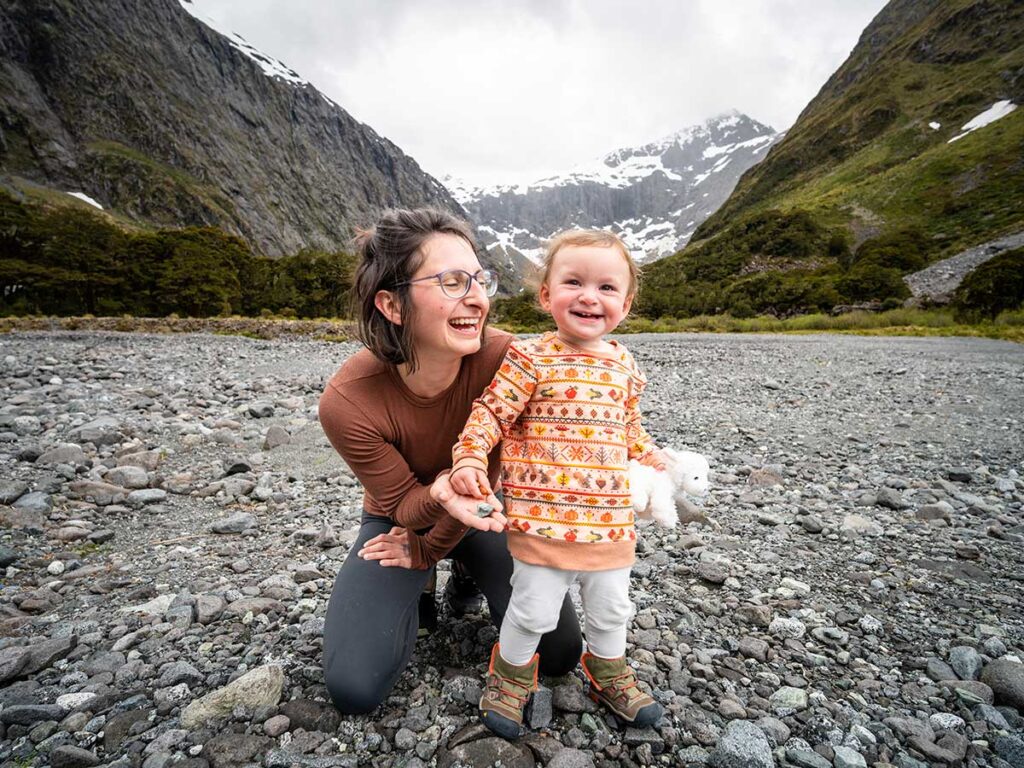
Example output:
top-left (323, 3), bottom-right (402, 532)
top-left (603, 668), bottom-right (645, 705)
top-left (487, 671), bottom-right (531, 709)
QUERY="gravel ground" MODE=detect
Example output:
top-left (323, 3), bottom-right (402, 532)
top-left (1, 330), bottom-right (1023, 768)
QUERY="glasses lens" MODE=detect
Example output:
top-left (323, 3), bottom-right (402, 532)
top-left (479, 270), bottom-right (498, 296)
top-left (439, 270), bottom-right (470, 298)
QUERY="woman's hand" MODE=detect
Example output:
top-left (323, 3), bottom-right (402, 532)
top-left (431, 473), bottom-right (507, 532)
top-left (358, 526), bottom-right (413, 568)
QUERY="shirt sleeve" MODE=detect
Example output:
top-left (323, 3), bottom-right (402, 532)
top-left (408, 515), bottom-right (468, 570)
top-left (452, 343), bottom-right (538, 473)
top-left (318, 382), bottom-right (448, 534)
top-left (624, 360), bottom-right (657, 461)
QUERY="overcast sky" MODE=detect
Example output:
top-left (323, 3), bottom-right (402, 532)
top-left (183, 0), bottom-right (888, 186)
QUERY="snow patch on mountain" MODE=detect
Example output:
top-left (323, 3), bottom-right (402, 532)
top-left (67, 192), bottom-right (103, 210)
top-left (948, 100), bottom-right (1017, 143)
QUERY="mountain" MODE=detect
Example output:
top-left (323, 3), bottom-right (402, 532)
top-left (0, 0), bottom-right (465, 257)
top-left (449, 112), bottom-right (780, 266)
top-left (640, 0), bottom-right (1024, 317)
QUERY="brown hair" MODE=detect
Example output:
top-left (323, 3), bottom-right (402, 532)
top-left (538, 229), bottom-right (640, 297)
top-left (351, 208), bottom-right (478, 372)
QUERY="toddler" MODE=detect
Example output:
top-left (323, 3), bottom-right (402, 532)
top-left (448, 229), bottom-right (666, 738)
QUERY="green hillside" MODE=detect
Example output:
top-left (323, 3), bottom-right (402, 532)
top-left (641, 0), bottom-right (1024, 318)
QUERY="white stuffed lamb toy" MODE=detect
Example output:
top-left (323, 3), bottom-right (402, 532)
top-left (631, 447), bottom-right (710, 528)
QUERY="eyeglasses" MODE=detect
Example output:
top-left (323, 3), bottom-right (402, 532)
top-left (397, 269), bottom-right (498, 299)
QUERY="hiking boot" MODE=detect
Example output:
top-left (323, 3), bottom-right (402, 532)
top-left (417, 568), bottom-right (437, 638)
top-left (444, 560), bottom-right (485, 616)
top-left (580, 651), bottom-right (662, 727)
top-left (479, 643), bottom-right (538, 740)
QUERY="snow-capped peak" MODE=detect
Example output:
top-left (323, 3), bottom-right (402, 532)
top-left (453, 111), bottom-right (781, 266)
top-left (177, 1), bottom-right (307, 85)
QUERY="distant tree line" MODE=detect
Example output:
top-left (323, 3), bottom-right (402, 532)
top-left (0, 192), bottom-right (357, 318)
top-left (2, 193), bottom-right (1020, 322)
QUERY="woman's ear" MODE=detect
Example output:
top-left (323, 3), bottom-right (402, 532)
top-left (374, 290), bottom-right (402, 325)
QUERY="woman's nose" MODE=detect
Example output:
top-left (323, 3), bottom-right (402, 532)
top-left (464, 279), bottom-right (489, 305)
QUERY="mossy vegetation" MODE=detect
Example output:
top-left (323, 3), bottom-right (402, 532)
top-left (952, 247), bottom-right (1024, 321)
top-left (0, 190), bottom-right (356, 318)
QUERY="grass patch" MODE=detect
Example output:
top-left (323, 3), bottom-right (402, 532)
top-left (496, 308), bottom-right (1023, 343)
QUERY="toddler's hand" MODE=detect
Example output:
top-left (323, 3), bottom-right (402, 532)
top-left (451, 467), bottom-right (492, 499)
top-left (431, 472), bottom-right (506, 532)
top-left (639, 448), bottom-right (669, 472)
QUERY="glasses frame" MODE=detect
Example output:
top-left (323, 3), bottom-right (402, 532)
top-left (396, 268), bottom-right (498, 299)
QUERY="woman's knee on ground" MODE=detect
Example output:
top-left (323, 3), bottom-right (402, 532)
top-left (324, 662), bottom-right (387, 715)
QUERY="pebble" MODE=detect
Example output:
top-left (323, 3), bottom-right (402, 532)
top-left (832, 745), bottom-right (867, 768)
top-left (179, 665), bottom-right (284, 728)
top-left (981, 658), bottom-right (1024, 709)
top-left (210, 512), bottom-right (258, 533)
top-left (708, 720), bottom-right (773, 768)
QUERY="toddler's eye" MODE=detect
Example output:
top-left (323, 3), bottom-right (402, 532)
top-left (601, 284), bottom-right (618, 292)
top-left (566, 279), bottom-right (581, 286)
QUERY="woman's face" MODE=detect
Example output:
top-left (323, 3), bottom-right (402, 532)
top-left (403, 233), bottom-right (490, 364)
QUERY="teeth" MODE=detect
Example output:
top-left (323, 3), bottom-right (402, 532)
top-left (450, 319), bottom-right (478, 327)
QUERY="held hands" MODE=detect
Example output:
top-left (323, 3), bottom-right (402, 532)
top-left (432, 472), bottom-right (507, 532)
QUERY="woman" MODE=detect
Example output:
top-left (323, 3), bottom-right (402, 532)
top-left (319, 208), bottom-right (582, 714)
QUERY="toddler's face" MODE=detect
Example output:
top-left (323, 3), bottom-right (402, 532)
top-left (539, 244), bottom-right (633, 351)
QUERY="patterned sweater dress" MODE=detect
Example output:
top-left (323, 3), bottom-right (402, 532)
top-left (452, 332), bottom-right (656, 571)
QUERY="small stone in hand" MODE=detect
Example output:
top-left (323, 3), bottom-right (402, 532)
top-left (476, 502), bottom-right (494, 518)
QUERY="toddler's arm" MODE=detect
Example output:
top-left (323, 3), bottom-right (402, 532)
top-left (624, 363), bottom-right (658, 463)
top-left (451, 344), bottom-right (538, 484)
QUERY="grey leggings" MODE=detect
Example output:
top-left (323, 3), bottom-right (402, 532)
top-left (323, 512), bottom-right (583, 714)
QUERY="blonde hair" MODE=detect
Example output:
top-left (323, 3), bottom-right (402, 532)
top-left (538, 229), bottom-right (639, 298)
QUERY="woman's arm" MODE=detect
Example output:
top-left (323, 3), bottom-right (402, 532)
top-left (320, 385), bottom-right (505, 569)
top-left (320, 384), bottom-right (445, 530)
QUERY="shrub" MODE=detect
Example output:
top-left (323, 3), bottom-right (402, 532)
top-left (836, 263), bottom-right (910, 302)
top-left (854, 228), bottom-right (930, 272)
top-left (490, 290), bottom-right (552, 331)
top-left (952, 248), bottom-right (1024, 321)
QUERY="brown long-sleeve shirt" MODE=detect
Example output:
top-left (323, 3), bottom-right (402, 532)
top-left (318, 328), bottom-right (512, 569)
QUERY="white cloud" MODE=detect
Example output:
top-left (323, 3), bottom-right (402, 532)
top-left (183, 0), bottom-right (888, 186)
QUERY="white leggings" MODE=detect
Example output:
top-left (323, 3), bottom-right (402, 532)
top-left (499, 559), bottom-right (634, 665)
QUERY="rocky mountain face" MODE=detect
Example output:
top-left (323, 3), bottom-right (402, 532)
top-left (639, 0), bottom-right (1024, 317)
top-left (0, 0), bottom-right (464, 257)
top-left (448, 112), bottom-right (780, 265)
top-left (694, 0), bottom-right (1023, 252)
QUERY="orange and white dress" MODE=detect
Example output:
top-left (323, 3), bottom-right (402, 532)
top-left (451, 331), bottom-right (656, 571)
